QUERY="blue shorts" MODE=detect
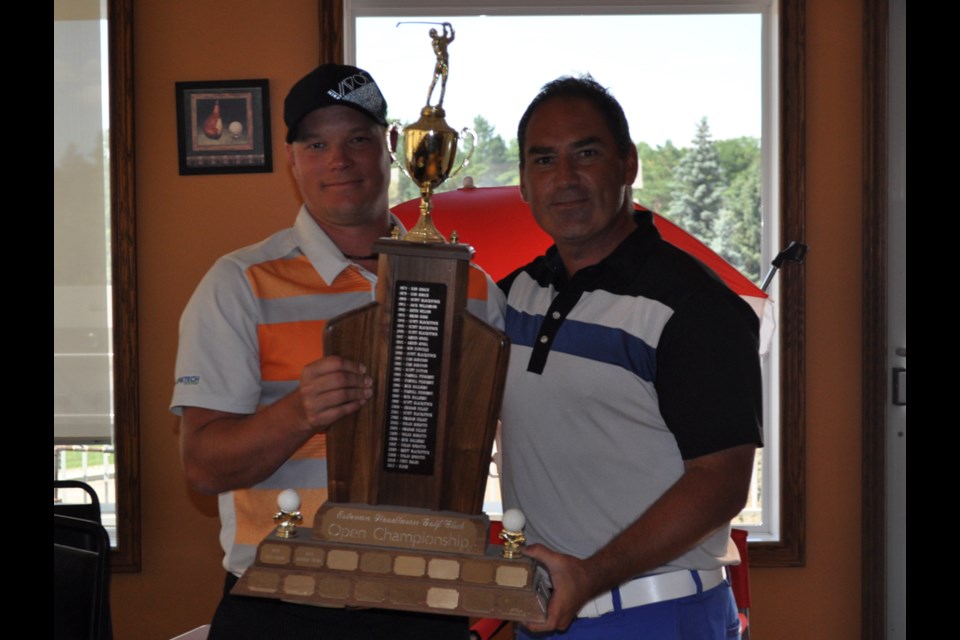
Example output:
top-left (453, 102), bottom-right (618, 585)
top-left (519, 575), bottom-right (741, 640)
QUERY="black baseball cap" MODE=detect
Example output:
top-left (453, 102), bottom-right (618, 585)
top-left (284, 64), bottom-right (388, 143)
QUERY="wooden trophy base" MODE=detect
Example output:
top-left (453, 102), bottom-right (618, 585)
top-left (231, 503), bottom-right (549, 623)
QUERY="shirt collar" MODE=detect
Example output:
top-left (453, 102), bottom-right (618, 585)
top-left (292, 205), bottom-right (406, 284)
top-left (603, 208), bottom-right (660, 277)
top-left (543, 207), bottom-right (661, 289)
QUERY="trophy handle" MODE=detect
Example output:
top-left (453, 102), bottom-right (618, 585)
top-left (447, 127), bottom-right (477, 181)
top-left (386, 123), bottom-right (415, 183)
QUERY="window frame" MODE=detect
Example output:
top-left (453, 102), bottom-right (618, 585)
top-left (108, 0), bottom-right (141, 572)
top-left (52, 0), bottom-right (141, 572)
top-left (321, 0), bottom-right (805, 567)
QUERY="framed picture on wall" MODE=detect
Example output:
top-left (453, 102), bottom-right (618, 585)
top-left (175, 79), bottom-right (272, 175)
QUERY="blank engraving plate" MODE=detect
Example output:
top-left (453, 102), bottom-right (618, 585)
top-left (383, 281), bottom-right (446, 475)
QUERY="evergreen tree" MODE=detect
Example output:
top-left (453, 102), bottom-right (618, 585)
top-left (715, 136), bottom-right (760, 179)
top-left (714, 136), bottom-right (762, 282)
top-left (714, 159), bottom-right (763, 282)
top-left (463, 115), bottom-right (514, 187)
top-left (667, 117), bottom-right (724, 243)
top-left (634, 140), bottom-right (683, 213)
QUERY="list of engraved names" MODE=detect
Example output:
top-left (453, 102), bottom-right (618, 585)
top-left (383, 281), bottom-right (446, 474)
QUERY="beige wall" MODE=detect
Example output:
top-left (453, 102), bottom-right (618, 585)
top-left (749, 0), bottom-right (865, 636)
top-left (113, 0), bottom-right (866, 637)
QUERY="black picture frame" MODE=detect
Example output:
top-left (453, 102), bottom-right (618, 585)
top-left (175, 79), bottom-right (272, 175)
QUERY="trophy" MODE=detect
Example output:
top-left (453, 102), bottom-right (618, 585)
top-left (231, 24), bottom-right (549, 624)
top-left (388, 22), bottom-right (476, 244)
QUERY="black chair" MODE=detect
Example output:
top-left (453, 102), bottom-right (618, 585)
top-left (54, 514), bottom-right (113, 640)
top-left (54, 480), bottom-right (103, 524)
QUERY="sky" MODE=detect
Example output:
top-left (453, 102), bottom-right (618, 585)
top-left (355, 13), bottom-right (763, 148)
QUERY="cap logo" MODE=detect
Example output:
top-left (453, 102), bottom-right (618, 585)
top-left (323, 71), bottom-right (384, 121)
top-left (328, 72), bottom-right (371, 101)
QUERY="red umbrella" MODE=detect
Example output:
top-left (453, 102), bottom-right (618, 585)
top-left (391, 185), bottom-right (767, 299)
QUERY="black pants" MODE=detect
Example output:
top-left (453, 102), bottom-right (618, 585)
top-left (208, 573), bottom-right (470, 640)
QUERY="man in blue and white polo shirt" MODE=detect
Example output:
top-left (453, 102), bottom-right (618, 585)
top-left (499, 75), bottom-right (763, 639)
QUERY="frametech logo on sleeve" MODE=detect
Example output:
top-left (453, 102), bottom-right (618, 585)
top-left (176, 375), bottom-right (200, 386)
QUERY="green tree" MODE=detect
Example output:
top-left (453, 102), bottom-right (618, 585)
top-left (667, 117), bottom-right (724, 243)
top-left (463, 115), bottom-right (516, 187)
top-left (714, 158), bottom-right (763, 282)
top-left (503, 137), bottom-right (521, 185)
top-left (634, 140), bottom-right (683, 213)
top-left (715, 136), bottom-right (760, 178)
top-left (714, 136), bottom-right (762, 282)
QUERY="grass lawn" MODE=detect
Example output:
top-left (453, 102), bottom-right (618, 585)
top-left (62, 450), bottom-right (114, 469)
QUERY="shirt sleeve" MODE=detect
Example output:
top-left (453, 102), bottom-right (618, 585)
top-left (655, 289), bottom-right (764, 459)
top-left (467, 264), bottom-right (507, 331)
top-left (170, 256), bottom-right (263, 416)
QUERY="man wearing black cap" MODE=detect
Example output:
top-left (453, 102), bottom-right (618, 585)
top-left (171, 64), bottom-right (498, 639)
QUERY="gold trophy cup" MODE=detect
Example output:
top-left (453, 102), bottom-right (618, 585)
top-left (387, 22), bottom-right (476, 243)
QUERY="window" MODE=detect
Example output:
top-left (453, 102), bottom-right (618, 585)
top-left (327, 0), bottom-right (805, 566)
top-left (53, 0), bottom-right (140, 571)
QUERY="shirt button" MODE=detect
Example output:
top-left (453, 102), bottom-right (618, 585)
top-left (552, 311), bottom-right (561, 319)
top-left (539, 335), bottom-right (549, 344)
